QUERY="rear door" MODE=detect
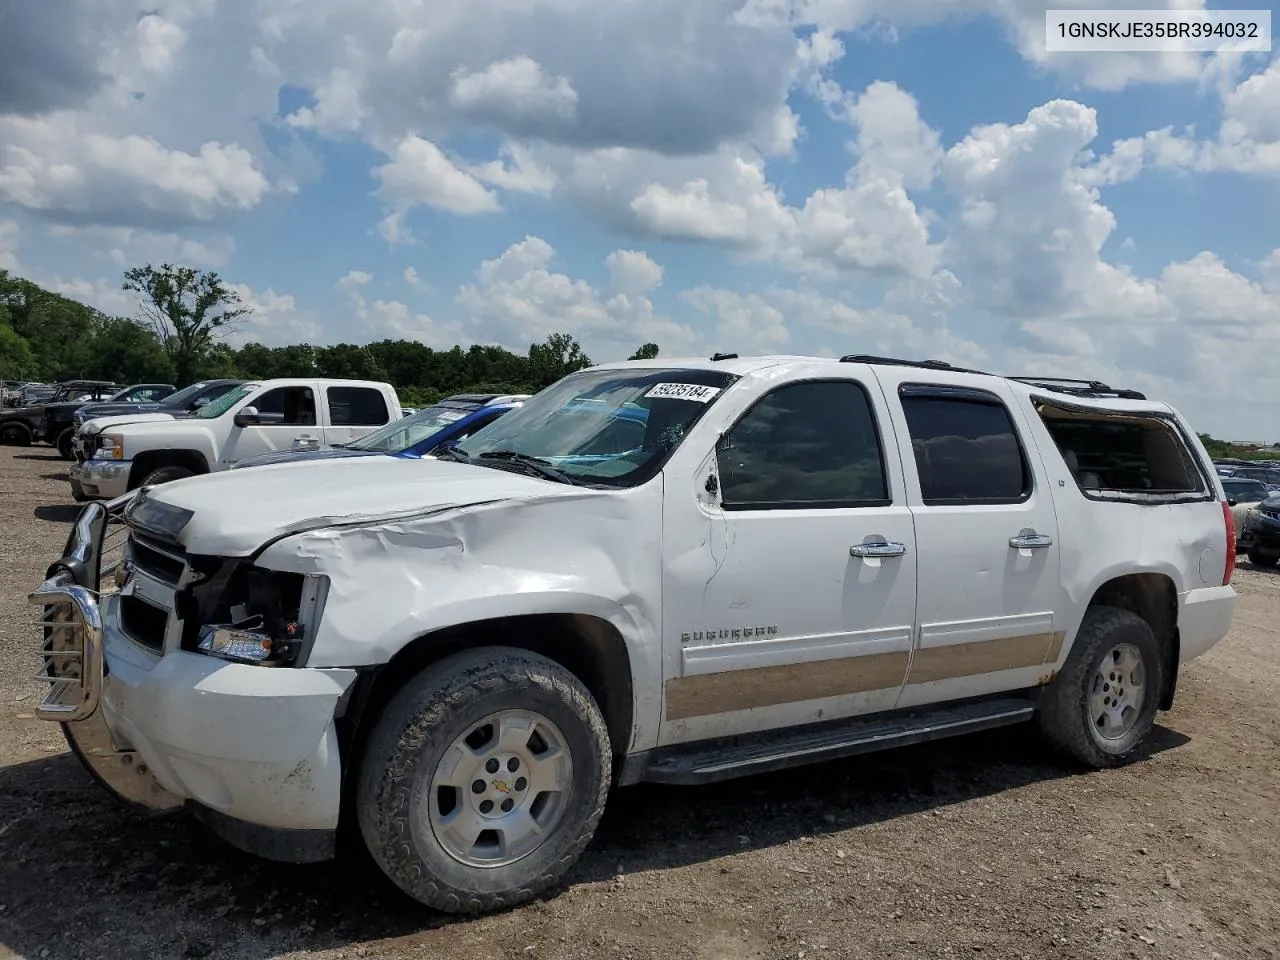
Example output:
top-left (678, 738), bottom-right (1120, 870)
top-left (323, 385), bottom-right (394, 447)
top-left (869, 369), bottom-right (1063, 709)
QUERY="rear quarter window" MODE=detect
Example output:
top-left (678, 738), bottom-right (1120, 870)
top-left (1036, 403), bottom-right (1208, 499)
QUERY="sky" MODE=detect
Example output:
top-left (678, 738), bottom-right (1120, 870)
top-left (1, 0), bottom-right (1278, 441)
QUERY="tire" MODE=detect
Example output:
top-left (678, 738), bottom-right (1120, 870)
top-left (0, 422), bottom-right (31, 446)
top-left (69, 476), bottom-right (89, 503)
top-left (356, 646), bottom-right (611, 914)
top-left (56, 428), bottom-right (75, 460)
top-left (1037, 605), bottom-right (1163, 768)
top-left (138, 465), bottom-right (194, 488)
top-left (1247, 550), bottom-right (1279, 568)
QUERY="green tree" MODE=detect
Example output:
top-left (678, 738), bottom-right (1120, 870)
top-left (0, 323), bottom-right (38, 380)
top-left (123, 263), bottom-right (252, 384)
top-left (314, 343), bottom-right (388, 381)
top-left (527, 333), bottom-right (592, 390)
top-left (1, 269), bottom-right (100, 378)
top-left (628, 342), bottom-right (660, 360)
top-left (87, 316), bottom-right (175, 384)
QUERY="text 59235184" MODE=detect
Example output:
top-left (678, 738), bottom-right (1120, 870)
top-left (1045, 9), bottom-right (1271, 52)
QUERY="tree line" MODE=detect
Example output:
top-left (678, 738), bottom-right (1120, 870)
top-left (0, 265), bottom-right (662, 407)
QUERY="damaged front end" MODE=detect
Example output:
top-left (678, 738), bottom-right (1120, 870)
top-left (29, 489), bottom-right (336, 821)
top-left (30, 496), bottom-right (183, 812)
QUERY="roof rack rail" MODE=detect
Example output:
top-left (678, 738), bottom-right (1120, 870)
top-left (1008, 376), bottom-right (1147, 401)
top-left (710, 352), bottom-right (738, 361)
top-left (838, 354), bottom-right (989, 375)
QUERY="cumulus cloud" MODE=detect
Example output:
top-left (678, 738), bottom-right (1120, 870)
top-left (605, 250), bottom-right (664, 294)
top-left (334, 268), bottom-right (465, 347)
top-left (0, 220), bottom-right (18, 271)
top-left (225, 284), bottom-right (325, 347)
top-left (457, 236), bottom-right (699, 357)
top-left (46, 225), bottom-right (235, 269)
top-left (372, 135), bottom-right (502, 220)
top-left (0, 113), bottom-right (271, 229)
top-left (0, 0), bottom-right (106, 115)
top-left (450, 56), bottom-right (579, 129)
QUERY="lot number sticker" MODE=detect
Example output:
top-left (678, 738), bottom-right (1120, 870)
top-left (645, 382), bottom-right (722, 403)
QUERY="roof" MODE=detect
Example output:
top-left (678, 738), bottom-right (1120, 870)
top-left (591, 354), bottom-right (1169, 411)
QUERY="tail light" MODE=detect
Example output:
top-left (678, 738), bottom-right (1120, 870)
top-left (1222, 500), bottom-right (1236, 586)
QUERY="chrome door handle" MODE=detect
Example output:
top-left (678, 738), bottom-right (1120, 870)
top-left (850, 540), bottom-right (907, 558)
top-left (1009, 533), bottom-right (1054, 549)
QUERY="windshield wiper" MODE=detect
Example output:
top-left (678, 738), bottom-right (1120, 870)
top-left (431, 445), bottom-right (471, 462)
top-left (473, 450), bottom-right (579, 485)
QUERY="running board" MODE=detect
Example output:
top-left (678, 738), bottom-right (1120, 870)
top-left (643, 697), bottom-right (1036, 785)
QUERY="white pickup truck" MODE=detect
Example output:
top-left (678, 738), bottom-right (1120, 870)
top-left (68, 378), bottom-right (402, 500)
top-left (31, 354), bottom-right (1236, 915)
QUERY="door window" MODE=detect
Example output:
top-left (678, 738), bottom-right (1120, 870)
top-left (717, 380), bottom-right (889, 510)
top-left (899, 387), bottom-right (1030, 504)
top-left (327, 386), bottom-right (390, 426)
top-left (252, 387), bottom-right (317, 426)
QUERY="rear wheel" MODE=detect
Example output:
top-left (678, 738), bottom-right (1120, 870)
top-left (1247, 549), bottom-right (1278, 567)
top-left (356, 647), bottom-right (611, 914)
top-left (0, 422), bottom-right (31, 446)
top-left (138, 465), bottom-right (194, 488)
top-left (1038, 605), bottom-right (1163, 768)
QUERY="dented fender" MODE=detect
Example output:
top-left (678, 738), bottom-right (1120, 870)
top-left (255, 482), bottom-right (667, 753)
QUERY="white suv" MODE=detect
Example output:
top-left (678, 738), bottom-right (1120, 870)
top-left (31, 354), bottom-right (1236, 914)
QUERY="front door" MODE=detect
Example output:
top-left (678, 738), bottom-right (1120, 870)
top-left (659, 374), bottom-right (918, 744)
top-left (220, 384), bottom-right (322, 465)
top-left (870, 370), bottom-right (1063, 709)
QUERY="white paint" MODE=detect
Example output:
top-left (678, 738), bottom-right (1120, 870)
top-left (76, 353), bottom-right (1238, 837)
top-left (75, 378), bottom-right (402, 499)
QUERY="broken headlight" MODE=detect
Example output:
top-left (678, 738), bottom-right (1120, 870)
top-left (186, 566), bottom-right (324, 667)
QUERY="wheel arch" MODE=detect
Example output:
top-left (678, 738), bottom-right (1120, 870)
top-left (1082, 571), bottom-right (1180, 710)
top-left (336, 611), bottom-right (642, 795)
top-left (127, 448), bottom-right (211, 488)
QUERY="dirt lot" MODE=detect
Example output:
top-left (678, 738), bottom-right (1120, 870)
top-left (0, 445), bottom-right (1277, 960)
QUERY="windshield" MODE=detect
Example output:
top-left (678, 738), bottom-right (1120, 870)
top-left (453, 367), bottom-right (740, 487)
top-left (195, 383), bottom-right (258, 419)
top-left (157, 381), bottom-right (208, 407)
top-left (1224, 479), bottom-right (1268, 502)
top-left (349, 403), bottom-right (479, 451)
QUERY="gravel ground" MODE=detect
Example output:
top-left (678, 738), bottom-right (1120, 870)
top-left (0, 445), bottom-right (1277, 960)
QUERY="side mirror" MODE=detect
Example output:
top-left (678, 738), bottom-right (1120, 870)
top-left (234, 406), bottom-right (261, 427)
top-left (1227, 498), bottom-right (1237, 507)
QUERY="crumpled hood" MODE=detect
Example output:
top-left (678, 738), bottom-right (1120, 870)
top-left (135, 455), bottom-right (593, 556)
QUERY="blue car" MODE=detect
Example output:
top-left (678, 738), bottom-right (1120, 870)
top-left (230, 393), bottom-right (531, 470)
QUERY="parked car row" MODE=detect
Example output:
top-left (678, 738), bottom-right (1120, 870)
top-left (28, 355), bottom-right (1241, 916)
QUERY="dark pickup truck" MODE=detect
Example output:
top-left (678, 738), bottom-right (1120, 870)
top-left (0, 381), bottom-right (122, 447)
top-left (39, 383), bottom-right (176, 458)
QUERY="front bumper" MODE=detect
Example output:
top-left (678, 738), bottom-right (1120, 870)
top-left (1239, 509), bottom-right (1280, 554)
top-left (30, 502), bottom-right (357, 860)
top-left (69, 458), bottom-right (131, 500)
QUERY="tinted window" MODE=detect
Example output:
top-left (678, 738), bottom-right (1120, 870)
top-left (252, 386), bottom-right (316, 426)
top-left (900, 389), bottom-right (1029, 504)
top-left (328, 386), bottom-right (390, 426)
top-left (717, 380), bottom-right (888, 509)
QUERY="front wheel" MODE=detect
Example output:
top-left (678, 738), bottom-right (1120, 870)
top-left (1247, 550), bottom-right (1279, 568)
top-left (56, 428), bottom-right (75, 460)
top-left (138, 465), bottom-right (194, 488)
top-left (356, 647), bottom-right (611, 914)
top-left (0, 422), bottom-right (31, 446)
top-left (1037, 605), bottom-right (1163, 768)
